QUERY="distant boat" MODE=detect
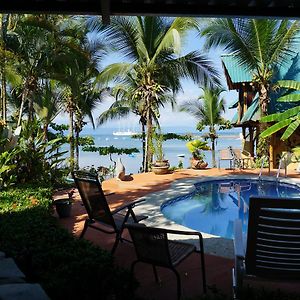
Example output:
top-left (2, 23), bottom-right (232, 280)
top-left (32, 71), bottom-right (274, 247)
top-left (177, 154), bottom-right (185, 158)
top-left (112, 130), bottom-right (137, 136)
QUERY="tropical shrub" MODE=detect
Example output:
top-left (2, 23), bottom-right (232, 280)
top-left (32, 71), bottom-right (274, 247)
top-left (261, 80), bottom-right (300, 141)
top-left (16, 119), bottom-right (68, 185)
top-left (0, 185), bottom-right (136, 299)
top-left (186, 139), bottom-right (210, 161)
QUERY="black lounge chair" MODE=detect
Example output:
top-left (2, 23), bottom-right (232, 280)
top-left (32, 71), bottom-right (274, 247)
top-left (125, 223), bottom-right (207, 299)
top-left (72, 172), bottom-right (148, 254)
top-left (233, 196), bottom-right (300, 299)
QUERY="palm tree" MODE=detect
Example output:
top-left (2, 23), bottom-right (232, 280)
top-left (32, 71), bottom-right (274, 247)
top-left (95, 16), bottom-right (220, 171)
top-left (33, 80), bottom-right (62, 141)
top-left (0, 14), bottom-right (20, 123)
top-left (50, 18), bottom-right (106, 171)
top-left (202, 19), bottom-right (300, 117)
top-left (180, 86), bottom-right (226, 167)
top-left (202, 19), bottom-right (300, 158)
top-left (98, 77), bottom-right (166, 171)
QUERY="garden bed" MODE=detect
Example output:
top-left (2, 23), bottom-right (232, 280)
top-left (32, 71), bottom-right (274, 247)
top-left (0, 185), bottom-right (136, 300)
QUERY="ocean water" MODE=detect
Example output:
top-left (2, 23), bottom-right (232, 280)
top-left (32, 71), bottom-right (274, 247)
top-left (72, 127), bottom-right (242, 174)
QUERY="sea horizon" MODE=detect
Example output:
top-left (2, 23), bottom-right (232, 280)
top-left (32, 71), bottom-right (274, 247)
top-left (73, 126), bottom-right (243, 175)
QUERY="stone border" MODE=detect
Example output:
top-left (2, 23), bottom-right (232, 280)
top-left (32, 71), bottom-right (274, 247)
top-left (134, 174), bottom-right (300, 259)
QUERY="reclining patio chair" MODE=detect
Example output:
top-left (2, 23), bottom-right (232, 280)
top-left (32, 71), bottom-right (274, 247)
top-left (233, 196), bottom-right (300, 299)
top-left (125, 223), bottom-right (206, 299)
top-left (72, 172), bottom-right (148, 254)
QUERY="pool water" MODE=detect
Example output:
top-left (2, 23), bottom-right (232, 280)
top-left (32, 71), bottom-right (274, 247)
top-left (161, 179), bottom-right (300, 239)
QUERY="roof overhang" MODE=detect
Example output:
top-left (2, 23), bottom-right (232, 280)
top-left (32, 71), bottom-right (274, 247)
top-left (1, 1), bottom-right (300, 21)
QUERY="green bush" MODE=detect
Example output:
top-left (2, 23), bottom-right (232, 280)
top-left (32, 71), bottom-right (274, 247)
top-left (0, 186), bottom-right (136, 299)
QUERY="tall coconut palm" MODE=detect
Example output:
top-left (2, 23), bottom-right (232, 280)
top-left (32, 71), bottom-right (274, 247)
top-left (98, 77), bottom-right (167, 171)
top-left (94, 16), bottom-right (220, 171)
top-left (180, 86), bottom-right (226, 168)
top-left (50, 18), bottom-right (106, 171)
top-left (202, 19), bottom-right (300, 158)
top-left (0, 14), bottom-right (20, 123)
top-left (33, 80), bottom-right (62, 141)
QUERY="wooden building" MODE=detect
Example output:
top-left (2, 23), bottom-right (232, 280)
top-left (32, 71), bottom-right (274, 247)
top-left (222, 53), bottom-right (300, 168)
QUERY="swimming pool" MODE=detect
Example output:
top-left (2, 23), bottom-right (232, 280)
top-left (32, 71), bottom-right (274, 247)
top-left (161, 179), bottom-right (300, 239)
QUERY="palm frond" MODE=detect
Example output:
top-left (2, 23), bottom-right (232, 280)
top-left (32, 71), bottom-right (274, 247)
top-left (261, 106), bottom-right (300, 122)
top-left (97, 63), bottom-right (133, 85)
top-left (260, 118), bottom-right (293, 138)
top-left (281, 117), bottom-right (300, 140)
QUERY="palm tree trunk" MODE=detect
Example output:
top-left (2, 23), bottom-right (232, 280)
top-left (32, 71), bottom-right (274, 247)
top-left (75, 127), bottom-right (80, 170)
top-left (211, 138), bottom-right (216, 168)
top-left (145, 108), bottom-right (153, 172)
top-left (257, 82), bottom-right (270, 161)
top-left (141, 121), bottom-right (146, 172)
top-left (17, 87), bottom-right (29, 127)
top-left (0, 53), bottom-right (7, 122)
top-left (69, 110), bottom-right (75, 172)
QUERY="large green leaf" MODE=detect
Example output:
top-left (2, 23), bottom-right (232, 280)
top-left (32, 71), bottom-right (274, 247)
top-left (281, 117), bottom-right (300, 140)
top-left (261, 106), bottom-right (300, 122)
top-left (278, 93), bottom-right (300, 102)
top-left (278, 80), bottom-right (300, 90)
top-left (260, 118), bottom-right (293, 138)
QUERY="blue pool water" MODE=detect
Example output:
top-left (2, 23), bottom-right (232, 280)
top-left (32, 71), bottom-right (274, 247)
top-left (161, 179), bottom-right (300, 239)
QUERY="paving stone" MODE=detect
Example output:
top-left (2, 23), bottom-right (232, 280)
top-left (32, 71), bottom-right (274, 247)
top-left (0, 258), bottom-right (25, 280)
top-left (0, 283), bottom-right (49, 300)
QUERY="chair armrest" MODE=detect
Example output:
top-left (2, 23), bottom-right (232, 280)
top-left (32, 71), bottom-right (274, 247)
top-left (111, 198), bottom-right (146, 214)
top-left (234, 219), bottom-right (245, 259)
top-left (104, 192), bottom-right (115, 197)
top-left (165, 228), bottom-right (204, 253)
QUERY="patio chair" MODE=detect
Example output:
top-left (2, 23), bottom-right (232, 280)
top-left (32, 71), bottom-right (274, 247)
top-left (233, 196), bottom-right (300, 299)
top-left (218, 148), bottom-right (234, 169)
top-left (72, 172), bottom-right (148, 254)
top-left (125, 223), bottom-right (206, 299)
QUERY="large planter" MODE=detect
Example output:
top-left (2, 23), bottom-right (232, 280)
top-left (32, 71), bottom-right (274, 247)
top-left (190, 159), bottom-right (208, 170)
top-left (154, 160), bottom-right (169, 167)
top-left (54, 198), bottom-right (72, 218)
top-left (152, 165), bottom-right (170, 175)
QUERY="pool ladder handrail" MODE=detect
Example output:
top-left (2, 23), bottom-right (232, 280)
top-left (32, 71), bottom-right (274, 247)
top-left (258, 156), bottom-right (267, 180)
top-left (276, 154), bottom-right (288, 180)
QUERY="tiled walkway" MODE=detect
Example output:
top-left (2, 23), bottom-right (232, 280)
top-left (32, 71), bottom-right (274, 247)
top-left (54, 168), bottom-right (300, 299)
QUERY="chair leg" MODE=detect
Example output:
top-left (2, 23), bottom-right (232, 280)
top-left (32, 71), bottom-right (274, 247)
top-left (152, 265), bottom-right (160, 283)
top-left (171, 268), bottom-right (181, 300)
top-left (200, 249), bottom-right (207, 293)
top-left (79, 220), bottom-right (89, 238)
top-left (111, 233), bottom-right (121, 254)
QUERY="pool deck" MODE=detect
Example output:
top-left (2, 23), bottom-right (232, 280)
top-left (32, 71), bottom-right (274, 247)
top-left (54, 168), bottom-right (300, 299)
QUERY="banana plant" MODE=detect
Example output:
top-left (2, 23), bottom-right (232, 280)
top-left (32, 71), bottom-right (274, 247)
top-left (260, 80), bottom-right (300, 140)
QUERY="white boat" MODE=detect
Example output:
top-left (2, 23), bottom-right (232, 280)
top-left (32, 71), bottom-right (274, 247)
top-left (112, 130), bottom-right (137, 136)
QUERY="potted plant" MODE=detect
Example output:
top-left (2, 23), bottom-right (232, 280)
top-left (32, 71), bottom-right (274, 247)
top-left (53, 189), bottom-right (75, 218)
top-left (151, 130), bottom-right (169, 174)
top-left (186, 139), bottom-right (210, 169)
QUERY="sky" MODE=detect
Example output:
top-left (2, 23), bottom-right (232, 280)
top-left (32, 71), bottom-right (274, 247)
top-left (55, 18), bottom-right (238, 130)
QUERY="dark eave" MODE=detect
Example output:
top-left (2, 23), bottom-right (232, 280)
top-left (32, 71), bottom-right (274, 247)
top-left (0, 0), bottom-right (300, 19)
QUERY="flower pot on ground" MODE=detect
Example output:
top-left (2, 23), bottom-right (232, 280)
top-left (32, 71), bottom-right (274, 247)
top-left (186, 139), bottom-right (210, 170)
top-left (152, 165), bottom-right (170, 175)
top-left (54, 198), bottom-right (72, 218)
top-left (151, 129), bottom-right (170, 174)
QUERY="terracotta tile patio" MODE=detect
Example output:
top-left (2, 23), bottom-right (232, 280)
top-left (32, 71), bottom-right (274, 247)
top-left (54, 168), bottom-right (300, 299)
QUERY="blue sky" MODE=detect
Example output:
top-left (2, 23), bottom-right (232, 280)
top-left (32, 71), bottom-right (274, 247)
top-left (55, 19), bottom-right (238, 130)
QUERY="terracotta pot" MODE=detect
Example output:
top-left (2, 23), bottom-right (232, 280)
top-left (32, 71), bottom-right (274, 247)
top-left (152, 165), bottom-right (169, 175)
top-left (153, 160), bottom-right (169, 167)
top-left (190, 159), bottom-right (208, 169)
